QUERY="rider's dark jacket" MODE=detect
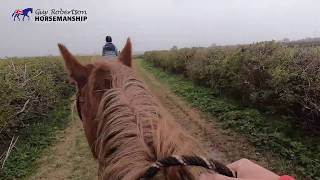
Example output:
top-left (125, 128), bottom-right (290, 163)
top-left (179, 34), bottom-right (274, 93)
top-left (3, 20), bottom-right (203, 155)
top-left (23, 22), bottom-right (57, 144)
top-left (102, 42), bottom-right (118, 57)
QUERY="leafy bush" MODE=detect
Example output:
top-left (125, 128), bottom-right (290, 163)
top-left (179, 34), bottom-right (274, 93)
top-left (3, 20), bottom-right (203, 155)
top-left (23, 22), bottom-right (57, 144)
top-left (0, 56), bottom-right (75, 178)
top-left (0, 57), bottom-right (73, 131)
top-left (144, 42), bottom-right (320, 133)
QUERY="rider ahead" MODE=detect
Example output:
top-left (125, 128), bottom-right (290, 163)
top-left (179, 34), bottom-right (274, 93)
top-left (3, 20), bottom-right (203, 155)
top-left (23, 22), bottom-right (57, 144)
top-left (102, 36), bottom-right (118, 57)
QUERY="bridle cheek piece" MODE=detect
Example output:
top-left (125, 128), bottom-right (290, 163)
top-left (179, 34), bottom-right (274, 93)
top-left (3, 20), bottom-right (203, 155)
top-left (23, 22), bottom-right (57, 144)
top-left (76, 93), bottom-right (83, 120)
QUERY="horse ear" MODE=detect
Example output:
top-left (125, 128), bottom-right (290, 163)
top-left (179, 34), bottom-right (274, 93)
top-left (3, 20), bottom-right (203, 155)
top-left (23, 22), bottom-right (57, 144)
top-left (58, 44), bottom-right (89, 88)
top-left (119, 38), bottom-right (132, 67)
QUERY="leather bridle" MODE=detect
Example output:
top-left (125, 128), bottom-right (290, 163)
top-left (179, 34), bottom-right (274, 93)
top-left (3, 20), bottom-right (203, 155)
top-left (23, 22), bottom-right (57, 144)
top-left (76, 93), bottom-right (83, 120)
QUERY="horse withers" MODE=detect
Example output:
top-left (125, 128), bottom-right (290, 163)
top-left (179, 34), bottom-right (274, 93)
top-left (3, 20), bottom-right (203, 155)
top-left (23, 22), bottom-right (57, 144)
top-left (58, 38), bottom-right (235, 180)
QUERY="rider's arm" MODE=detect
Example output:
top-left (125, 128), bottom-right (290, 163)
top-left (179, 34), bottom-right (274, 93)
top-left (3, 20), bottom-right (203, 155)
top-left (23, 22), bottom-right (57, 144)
top-left (200, 158), bottom-right (281, 180)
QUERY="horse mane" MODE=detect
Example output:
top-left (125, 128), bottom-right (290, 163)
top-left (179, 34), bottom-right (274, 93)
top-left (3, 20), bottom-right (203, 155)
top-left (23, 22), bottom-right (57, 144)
top-left (91, 62), bottom-right (207, 180)
top-left (57, 40), bottom-right (228, 180)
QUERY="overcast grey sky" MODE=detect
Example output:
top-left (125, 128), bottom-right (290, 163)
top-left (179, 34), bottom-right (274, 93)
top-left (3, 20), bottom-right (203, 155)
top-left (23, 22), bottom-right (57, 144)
top-left (0, 0), bottom-right (319, 57)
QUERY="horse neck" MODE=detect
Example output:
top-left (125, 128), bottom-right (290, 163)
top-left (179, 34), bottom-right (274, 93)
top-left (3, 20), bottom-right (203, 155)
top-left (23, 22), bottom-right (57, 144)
top-left (94, 74), bottom-right (160, 151)
top-left (92, 74), bottom-right (205, 179)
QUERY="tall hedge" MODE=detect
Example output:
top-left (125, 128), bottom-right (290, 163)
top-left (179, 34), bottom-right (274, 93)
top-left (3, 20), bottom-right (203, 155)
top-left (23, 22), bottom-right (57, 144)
top-left (144, 42), bottom-right (320, 133)
top-left (0, 57), bottom-right (74, 153)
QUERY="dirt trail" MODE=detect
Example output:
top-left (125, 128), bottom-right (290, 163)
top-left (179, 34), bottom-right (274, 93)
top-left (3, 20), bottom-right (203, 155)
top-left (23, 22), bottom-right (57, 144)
top-left (28, 117), bottom-right (97, 180)
top-left (133, 60), bottom-right (273, 167)
top-left (29, 60), bottom-right (273, 179)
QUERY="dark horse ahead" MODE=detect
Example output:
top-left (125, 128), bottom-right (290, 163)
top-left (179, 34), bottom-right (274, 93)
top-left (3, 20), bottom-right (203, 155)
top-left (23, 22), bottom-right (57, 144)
top-left (12, 8), bottom-right (33, 21)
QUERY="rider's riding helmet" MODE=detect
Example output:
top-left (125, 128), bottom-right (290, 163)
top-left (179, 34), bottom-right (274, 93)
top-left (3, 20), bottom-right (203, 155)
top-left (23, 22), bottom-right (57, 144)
top-left (106, 36), bottom-right (112, 43)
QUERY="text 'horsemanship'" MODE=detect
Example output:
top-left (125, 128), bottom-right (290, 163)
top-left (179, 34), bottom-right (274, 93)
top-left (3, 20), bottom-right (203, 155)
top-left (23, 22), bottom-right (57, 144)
top-left (35, 8), bottom-right (87, 22)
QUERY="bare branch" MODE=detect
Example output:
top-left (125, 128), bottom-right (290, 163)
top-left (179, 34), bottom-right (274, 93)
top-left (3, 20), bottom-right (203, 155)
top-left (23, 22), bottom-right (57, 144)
top-left (1, 136), bottom-right (19, 169)
top-left (22, 71), bottom-right (43, 87)
top-left (16, 99), bottom-right (30, 116)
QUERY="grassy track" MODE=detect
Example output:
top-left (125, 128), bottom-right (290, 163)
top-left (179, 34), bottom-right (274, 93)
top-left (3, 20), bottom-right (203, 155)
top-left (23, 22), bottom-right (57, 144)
top-left (0, 100), bottom-right (72, 179)
top-left (138, 59), bottom-right (319, 180)
top-left (28, 114), bottom-right (97, 180)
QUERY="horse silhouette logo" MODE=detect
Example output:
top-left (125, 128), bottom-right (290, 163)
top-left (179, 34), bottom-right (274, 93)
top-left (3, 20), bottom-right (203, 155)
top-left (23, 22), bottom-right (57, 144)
top-left (12, 8), bottom-right (33, 21)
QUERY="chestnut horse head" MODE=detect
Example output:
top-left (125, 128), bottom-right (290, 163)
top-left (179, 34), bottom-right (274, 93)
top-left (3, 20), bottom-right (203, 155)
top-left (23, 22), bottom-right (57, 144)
top-left (58, 39), bottom-right (134, 154)
top-left (58, 38), bottom-right (234, 180)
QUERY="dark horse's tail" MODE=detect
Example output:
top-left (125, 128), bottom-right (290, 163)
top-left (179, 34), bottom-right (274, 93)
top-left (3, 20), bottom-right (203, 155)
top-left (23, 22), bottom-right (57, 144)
top-left (12, 12), bottom-right (15, 17)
